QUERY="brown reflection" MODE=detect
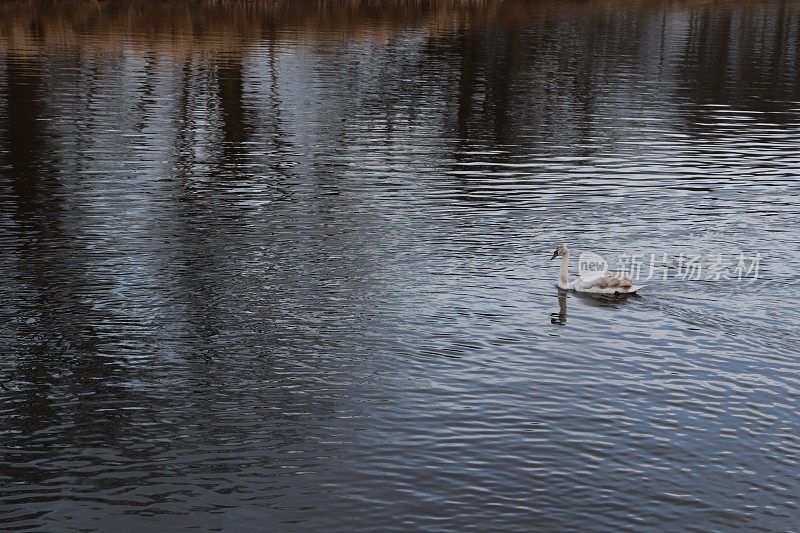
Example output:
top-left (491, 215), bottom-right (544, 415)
top-left (2, 0), bottom-right (784, 55)
top-left (217, 58), bottom-right (249, 166)
top-left (0, 56), bottom-right (150, 480)
top-left (2, 55), bottom-right (51, 220)
top-left (0, 0), bottom-right (510, 56)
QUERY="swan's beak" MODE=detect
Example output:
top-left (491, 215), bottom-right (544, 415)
top-left (551, 250), bottom-right (559, 260)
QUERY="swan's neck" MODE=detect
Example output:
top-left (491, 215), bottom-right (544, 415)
top-left (559, 252), bottom-right (571, 288)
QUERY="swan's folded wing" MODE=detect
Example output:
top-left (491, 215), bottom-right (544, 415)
top-left (599, 273), bottom-right (634, 289)
top-left (576, 271), bottom-right (607, 289)
top-left (579, 271), bottom-right (635, 290)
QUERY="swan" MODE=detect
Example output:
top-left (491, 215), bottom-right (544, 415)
top-left (550, 244), bottom-right (645, 294)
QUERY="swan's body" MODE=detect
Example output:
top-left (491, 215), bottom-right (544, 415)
top-left (552, 244), bottom-right (644, 294)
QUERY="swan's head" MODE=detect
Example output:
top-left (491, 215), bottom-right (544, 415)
top-left (550, 243), bottom-right (569, 260)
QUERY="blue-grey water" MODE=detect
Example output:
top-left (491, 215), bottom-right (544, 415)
top-left (1, 1), bottom-right (799, 530)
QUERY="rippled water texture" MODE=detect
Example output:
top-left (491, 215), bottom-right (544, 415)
top-left (1, 1), bottom-right (799, 530)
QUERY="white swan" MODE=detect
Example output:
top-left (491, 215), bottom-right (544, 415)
top-left (550, 244), bottom-right (645, 294)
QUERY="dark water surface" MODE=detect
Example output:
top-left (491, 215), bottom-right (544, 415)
top-left (2, 1), bottom-right (800, 530)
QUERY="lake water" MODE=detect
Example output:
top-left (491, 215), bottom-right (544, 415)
top-left (1, 1), bottom-right (799, 530)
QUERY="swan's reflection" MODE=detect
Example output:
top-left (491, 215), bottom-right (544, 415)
top-left (551, 290), bottom-right (640, 325)
top-left (550, 290), bottom-right (568, 325)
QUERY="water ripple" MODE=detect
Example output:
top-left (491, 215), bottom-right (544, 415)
top-left (1, 0), bottom-right (800, 531)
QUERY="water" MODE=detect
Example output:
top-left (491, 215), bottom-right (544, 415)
top-left (1, 1), bottom-right (799, 530)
